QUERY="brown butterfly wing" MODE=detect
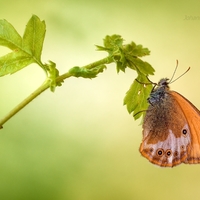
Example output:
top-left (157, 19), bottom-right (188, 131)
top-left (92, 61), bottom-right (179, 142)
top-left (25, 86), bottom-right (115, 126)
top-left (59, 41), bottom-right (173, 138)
top-left (140, 91), bottom-right (193, 167)
top-left (171, 91), bottom-right (200, 164)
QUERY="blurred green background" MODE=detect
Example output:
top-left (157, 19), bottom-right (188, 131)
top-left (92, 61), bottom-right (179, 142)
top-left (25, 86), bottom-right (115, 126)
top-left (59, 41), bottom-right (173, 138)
top-left (0, 0), bottom-right (200, 199)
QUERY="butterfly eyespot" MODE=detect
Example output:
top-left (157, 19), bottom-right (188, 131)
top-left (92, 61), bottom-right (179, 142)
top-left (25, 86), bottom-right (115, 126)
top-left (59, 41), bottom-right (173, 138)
top-left (182, 129), bottom-right (188, 136)
top-left (180, 145), bottom-right (185, 150)
top-left (156, 149), bottom-right (164, 157)
top-left (165, 150), bottom-right (172, 157)
top-left (174, 151), bottom-right (178, 157)
top-left (149, 148), bottom-right (154, 153)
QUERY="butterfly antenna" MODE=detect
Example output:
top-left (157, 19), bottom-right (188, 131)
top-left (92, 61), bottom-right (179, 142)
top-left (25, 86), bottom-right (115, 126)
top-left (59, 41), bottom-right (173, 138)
top-left (169, 60), bottom-right (190, 84)
top-left (169, 60), bottom-right (179, 83)
top-left (170, 67), bottom-right (190, 84)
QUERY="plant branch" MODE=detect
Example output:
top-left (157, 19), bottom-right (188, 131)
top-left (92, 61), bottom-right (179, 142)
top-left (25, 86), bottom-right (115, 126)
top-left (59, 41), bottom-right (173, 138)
top-left (0, 56), bottom-right (112, 128)
top-left (0, 80), bottom-right (49, 128)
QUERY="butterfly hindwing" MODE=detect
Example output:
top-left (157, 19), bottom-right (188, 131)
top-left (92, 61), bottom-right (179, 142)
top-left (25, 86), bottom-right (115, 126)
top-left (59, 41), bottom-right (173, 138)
top-left (140, 90), bottom-right (192, 167)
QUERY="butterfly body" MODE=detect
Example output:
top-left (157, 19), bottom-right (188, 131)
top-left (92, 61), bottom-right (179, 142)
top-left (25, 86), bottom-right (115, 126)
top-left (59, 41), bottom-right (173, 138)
top-left (140, 78), bottom-right (200, 167)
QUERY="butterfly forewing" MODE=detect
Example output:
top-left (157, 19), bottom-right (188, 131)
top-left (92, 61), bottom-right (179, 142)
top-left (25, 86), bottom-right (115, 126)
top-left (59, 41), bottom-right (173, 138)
top-left (171, 91), bottom-right (200, 164)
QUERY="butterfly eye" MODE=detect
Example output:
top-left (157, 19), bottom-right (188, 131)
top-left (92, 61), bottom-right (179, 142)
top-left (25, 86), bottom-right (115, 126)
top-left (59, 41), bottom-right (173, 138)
top-left (156, 148), bottom-right (164, 157)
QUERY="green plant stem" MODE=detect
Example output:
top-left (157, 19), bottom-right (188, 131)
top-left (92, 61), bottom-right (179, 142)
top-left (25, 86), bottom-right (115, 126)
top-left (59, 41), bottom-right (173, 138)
top-left (0, 56), bottom-right (113, 128)
top-left (82, 56), bottom-right (112, 69)
top-left (0, 80), bottom-right (49, 128)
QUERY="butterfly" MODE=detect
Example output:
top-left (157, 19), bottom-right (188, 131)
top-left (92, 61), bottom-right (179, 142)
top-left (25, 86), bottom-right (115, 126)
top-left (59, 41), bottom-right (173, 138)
top-left (139, 66), bottom-right (200, 167)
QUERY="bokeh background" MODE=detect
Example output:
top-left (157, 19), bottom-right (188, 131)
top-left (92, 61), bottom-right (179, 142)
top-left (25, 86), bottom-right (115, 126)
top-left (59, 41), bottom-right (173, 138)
top-left (0, 0), bottom-right (200, 199)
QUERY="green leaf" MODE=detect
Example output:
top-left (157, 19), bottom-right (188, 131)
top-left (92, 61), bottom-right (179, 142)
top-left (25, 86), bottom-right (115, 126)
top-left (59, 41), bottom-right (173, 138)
top-left (22, 15), bottom-right (46, 61)
top-left (116, 58), bottom-right (127, 73)
top-left (124, 75), bottom-right (153, 120)
top-left (69, 65), bottom-right (106, 78)
top-left (124, 42), bottom-right (150, 57)
top-left (96, 35), bottom-right (155, 76)
top-left (127, 57), bottom-right (155, 75)
top-left (103, 34), bottom-right (123, 50)
top-left (95, 45), bottom-right (109, 51)
top-left (45, 61), bottom-right (61, 92)
top-left (0, 51), bottom-right (34, 76)
top-left (96, 35), bottom-right (123, 57)
top-left (0, 15), bottom-right (46, 77)
top-left (0, 19), bottom-right (22, 50)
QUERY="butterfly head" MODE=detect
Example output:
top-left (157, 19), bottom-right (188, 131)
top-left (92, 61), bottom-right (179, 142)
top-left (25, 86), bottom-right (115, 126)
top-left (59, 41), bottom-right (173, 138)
top-left (148, 78), bottom-right (170, 105)
top-left (157, 78), bottom-right (170, 88)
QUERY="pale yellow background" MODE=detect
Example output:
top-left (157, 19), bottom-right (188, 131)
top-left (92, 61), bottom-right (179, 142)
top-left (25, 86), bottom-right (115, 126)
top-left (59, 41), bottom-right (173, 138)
top-left (0, 0), bottom-right (200, 199)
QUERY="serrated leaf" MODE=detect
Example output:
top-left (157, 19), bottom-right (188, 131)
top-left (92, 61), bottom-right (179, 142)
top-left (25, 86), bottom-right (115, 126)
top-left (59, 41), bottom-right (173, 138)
top-left (0, 51), bottom-right (34, 76)
top-left (95, 45), bottom-right (109, 51)
top-left (0, 15), bottom-right (46, 77)
top-left (127, 57), bottom-right (155, 75)
top-left (134, 44), bottom-right (150, 57)
top-left (22, 15), bottom-right (46, 61)
top-left (0, 19), bottom-right (22, 50)
top-left (124, 75), bottom-right (153, 120)
top-left (112, 48), bottom-right (126, 73)
top-left (116, 60), bottom-right (126, 73)
top-left (103, 34), bottom-right (123, 49)
top-left (124, 42), bottom-right (150, 57)
top-left (96, 35), bottom-right (155, 77)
